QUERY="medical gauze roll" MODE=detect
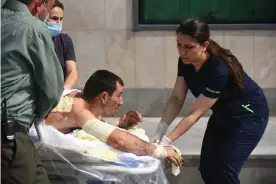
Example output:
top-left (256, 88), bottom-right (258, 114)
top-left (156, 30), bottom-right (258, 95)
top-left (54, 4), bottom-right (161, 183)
top-left (82, 119), bottom-right (117, 143)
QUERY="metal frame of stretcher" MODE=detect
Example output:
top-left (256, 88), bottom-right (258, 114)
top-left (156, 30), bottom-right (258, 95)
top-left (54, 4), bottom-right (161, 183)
top-left (33, 120), bottom-right (162, 184)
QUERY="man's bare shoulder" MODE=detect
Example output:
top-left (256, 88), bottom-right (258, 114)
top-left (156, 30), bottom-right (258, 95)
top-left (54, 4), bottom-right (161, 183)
top-left (70, 104), bottom-right (97, 126)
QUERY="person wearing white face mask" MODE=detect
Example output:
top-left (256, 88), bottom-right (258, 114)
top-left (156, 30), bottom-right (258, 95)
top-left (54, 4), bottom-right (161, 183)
top-left (46, 0), bottom-right (78, 90)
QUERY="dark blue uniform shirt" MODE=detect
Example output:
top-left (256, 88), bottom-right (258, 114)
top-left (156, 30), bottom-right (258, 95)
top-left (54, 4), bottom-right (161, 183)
top-left (53, 33), bottom-right (76, 80)
top-left (178, 56), bottom-right (269, 119)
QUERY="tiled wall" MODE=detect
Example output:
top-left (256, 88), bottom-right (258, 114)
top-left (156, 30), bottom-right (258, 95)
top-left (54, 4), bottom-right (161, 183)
top-left (62, 0), bottom-right (276, 116)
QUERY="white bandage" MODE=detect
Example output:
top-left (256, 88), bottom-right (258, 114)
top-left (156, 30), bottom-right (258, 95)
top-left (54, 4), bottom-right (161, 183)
top-left (151, 145), bottom-right (167, 159)
top-left (82, 119), bottom-right (117, 143)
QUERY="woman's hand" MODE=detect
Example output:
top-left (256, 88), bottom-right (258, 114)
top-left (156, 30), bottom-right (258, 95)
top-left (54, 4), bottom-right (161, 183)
top-left (164, 146), bottom-right (183, 166)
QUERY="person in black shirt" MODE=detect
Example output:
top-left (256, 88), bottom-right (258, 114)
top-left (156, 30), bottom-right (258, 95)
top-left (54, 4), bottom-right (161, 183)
top-left (46, 0), bottom-right (78, 89)
top-left (152, 19), bottom-right (269, 184)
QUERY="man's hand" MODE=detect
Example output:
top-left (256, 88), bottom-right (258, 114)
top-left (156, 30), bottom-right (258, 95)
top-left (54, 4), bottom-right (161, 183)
top-left (151, 145), bottom-right (182, 167)
top-left (118, 110), bottom-right (143, 129)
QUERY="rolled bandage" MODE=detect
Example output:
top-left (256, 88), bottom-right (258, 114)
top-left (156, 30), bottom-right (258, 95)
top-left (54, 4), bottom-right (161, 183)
top-left (151, 144), bottom-right (167, 159)
top-left (82, 119), bottom-right (117, 143)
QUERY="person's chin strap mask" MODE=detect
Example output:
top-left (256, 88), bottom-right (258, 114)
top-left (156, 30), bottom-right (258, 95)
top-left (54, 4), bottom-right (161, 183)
top-left (47, 22), bottom-right (63, 37)
top-left (43, 13), bottom-right (49, 23)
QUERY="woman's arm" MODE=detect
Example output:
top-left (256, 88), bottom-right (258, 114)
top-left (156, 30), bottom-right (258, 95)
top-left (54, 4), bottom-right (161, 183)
top-left (165, 58), bottom-right (230, 142)
top-left (167, 94), bottom-right (217, 142)
top-left (151, 76), bottom-right (188, 143)
top-left (161, 76), bottom-right (188, 125)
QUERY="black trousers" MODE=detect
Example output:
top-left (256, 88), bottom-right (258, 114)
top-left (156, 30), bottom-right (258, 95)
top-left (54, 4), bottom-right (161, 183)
top-left (199, 114), bottom-right (268, 184)
top-left (1, 132), bottom-right (51, 184)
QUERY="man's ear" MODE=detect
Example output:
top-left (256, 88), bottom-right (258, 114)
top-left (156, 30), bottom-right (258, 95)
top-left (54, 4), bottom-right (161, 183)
top-left (29, 0), bottom-right (43, 16)
top-left (100, 92), bottom-right (108, 104)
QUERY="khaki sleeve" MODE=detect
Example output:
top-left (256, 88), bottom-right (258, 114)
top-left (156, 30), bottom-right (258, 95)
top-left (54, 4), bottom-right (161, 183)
top-left (28, 29), bottom-right (64, 118)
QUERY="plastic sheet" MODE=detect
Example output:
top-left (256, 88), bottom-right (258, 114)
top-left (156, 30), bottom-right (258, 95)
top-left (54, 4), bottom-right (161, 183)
top-left (29, 123), bottom-right (170, 184)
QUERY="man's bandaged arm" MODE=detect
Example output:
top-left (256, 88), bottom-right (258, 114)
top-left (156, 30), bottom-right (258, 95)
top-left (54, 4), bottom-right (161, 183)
top-left (83, 119), bottom-right (166, 157)
top-left (82, 119), bottom-right (117, 143)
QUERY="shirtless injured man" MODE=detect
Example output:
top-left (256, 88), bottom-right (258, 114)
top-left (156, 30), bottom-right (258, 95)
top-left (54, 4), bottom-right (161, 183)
top-left (45, 70), bottom-right (183, 168)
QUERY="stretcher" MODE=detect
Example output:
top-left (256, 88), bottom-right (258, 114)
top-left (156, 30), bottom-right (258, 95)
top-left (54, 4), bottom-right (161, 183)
top-left (30, 120), bottom-right (169, 184)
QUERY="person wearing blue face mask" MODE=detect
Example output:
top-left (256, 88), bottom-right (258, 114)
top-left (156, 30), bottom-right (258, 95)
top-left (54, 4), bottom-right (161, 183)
top-left (47, 21), bottom-right (62, 37)
top-left (46, 0), bottom-right (78, 89)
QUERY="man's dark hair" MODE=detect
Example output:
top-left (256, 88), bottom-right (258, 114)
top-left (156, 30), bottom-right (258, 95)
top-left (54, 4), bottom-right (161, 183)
top-left (52, 0), bottom-right (64, 10)
top-left (177, 18), bottom-right (245, 88)
top-left (83, 70), bottom-right (124, 102)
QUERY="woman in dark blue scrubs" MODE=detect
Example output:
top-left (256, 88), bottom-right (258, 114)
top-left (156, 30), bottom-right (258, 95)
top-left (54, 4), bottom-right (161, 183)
top-left (152, 19), bottom-right (269, 184)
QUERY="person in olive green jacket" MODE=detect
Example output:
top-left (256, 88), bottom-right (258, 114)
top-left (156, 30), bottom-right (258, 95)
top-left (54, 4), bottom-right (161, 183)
top-left (1, 0), bottom-right (63, 183)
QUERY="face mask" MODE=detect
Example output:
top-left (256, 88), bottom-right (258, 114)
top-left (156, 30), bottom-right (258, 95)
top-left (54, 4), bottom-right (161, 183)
top-left (47, 22), bottom-right (63, 37)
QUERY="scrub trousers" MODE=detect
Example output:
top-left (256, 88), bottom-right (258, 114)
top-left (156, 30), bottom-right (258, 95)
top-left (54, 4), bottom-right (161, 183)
top-left (199, 114), bottom-right (268, 184)
top-left (1, 132), bottom-right (51, 184)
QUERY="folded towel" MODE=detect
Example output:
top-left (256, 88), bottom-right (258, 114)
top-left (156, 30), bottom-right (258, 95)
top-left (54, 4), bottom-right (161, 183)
top-left (62, 89), bottom-right (81, 96)
top-left (172, 146), bottom-right (182, 176)
top-left (159, 136), bottom-right (182, 176)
